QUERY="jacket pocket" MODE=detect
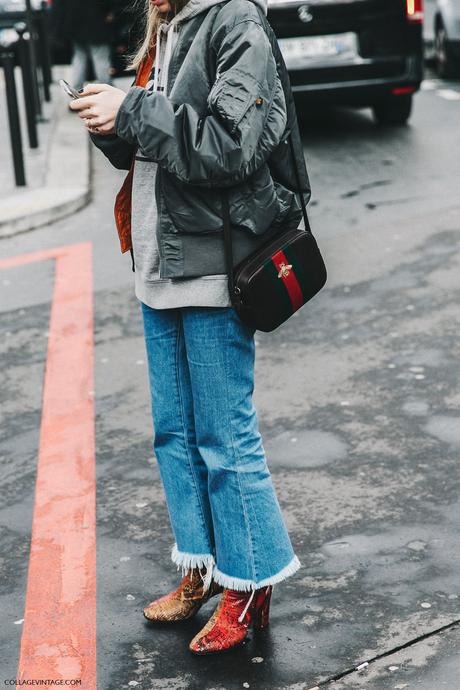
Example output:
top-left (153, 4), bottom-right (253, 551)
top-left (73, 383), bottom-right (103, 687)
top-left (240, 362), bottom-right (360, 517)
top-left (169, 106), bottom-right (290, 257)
top-left (228, 163), bottom-right (279, 234)
top-left (161, 169), bottom-right (222, 234)
top-left (207, 67), bottom-right (266, 136)
top-left (161, 164), bottom-right (284, 237)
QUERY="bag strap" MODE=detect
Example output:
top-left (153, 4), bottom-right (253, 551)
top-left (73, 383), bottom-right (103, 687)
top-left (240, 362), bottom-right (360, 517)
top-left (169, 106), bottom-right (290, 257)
top-left (287, 133), bottom-right (311, 234)
top-left (221, 188), bottom-right (238, 299)
top-left (221, 132), bottom-right (311, 296)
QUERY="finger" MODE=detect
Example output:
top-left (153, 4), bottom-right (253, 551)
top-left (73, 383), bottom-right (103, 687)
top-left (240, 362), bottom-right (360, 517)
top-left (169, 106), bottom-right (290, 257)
top-left (78, 111), bottom-right (101, 121)
top-left (85, 120), bottom-right (103, 132)
top-left (77, 108), bottom-right (96, 119)
top-left (97, 122), bottom-right (115, 134)
top-left (89, 129), bottom-right (113, 136)
top-left (79, 83), bottom-right (112, 97)
top-left (69, 95), bottom-right (95, 111)
top-left (84, 114), bottom-right (113, 127)
top-left (85, 121), bottom-right (100, 134)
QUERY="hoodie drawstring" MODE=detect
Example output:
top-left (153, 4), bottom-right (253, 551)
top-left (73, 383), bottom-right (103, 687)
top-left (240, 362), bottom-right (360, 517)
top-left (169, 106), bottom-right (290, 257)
top-left (129, 246), bottom-right (135, 272)
top-left (153, 23), bottom-right (177, 96)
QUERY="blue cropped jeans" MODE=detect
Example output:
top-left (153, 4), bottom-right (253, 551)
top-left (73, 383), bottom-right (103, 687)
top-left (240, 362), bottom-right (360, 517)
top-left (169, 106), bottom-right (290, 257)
top-left (140, 300), bottom-right (301, 593)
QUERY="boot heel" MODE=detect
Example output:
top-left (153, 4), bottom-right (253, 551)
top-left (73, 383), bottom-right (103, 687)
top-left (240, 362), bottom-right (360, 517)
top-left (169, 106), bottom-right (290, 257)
top-left (253, 585), bottom-right (272, 630)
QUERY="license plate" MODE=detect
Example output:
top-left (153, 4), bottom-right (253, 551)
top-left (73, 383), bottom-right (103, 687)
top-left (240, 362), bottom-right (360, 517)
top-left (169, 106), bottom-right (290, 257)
top-left (277, 32), bottom-right (359, 69)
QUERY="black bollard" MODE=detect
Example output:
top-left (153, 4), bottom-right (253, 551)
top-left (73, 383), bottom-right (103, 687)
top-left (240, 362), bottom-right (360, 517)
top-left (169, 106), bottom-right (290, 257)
top-left (37, 3), bottom-right (52, 102)
top-left (15, 22), bottom-right (39, 149)
top-left (1, 51), bottom-right (26, 187)
top-left (24, 0), bottom-right (43, 119)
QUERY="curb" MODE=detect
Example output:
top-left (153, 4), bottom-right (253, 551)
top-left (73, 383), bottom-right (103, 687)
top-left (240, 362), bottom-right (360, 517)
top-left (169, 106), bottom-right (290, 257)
top-left (0, 84), bottom-right (91, 239)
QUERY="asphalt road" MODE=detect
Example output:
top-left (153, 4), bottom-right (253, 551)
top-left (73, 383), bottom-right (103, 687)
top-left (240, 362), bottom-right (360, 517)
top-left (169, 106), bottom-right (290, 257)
top-left (1, 69), bottom-right (460, 690)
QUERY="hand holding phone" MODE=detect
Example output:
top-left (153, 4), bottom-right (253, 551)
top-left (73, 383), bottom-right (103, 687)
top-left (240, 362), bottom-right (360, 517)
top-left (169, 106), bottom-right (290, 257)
top-left (68, 82), bottom-right (127, 136)
top-left (59, 79), bottom-right (81, 99)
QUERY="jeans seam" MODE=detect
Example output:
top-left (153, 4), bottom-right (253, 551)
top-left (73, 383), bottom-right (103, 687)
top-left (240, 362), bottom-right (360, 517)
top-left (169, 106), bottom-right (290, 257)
top-left (175, 313), bottom-right (211, 548)
top-left (223, 313), bottom-right (257, 582)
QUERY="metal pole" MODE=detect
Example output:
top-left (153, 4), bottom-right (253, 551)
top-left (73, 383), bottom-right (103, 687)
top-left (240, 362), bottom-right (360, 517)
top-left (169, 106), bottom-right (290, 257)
top-left (1, 51), bottom-right (26, 186)
top-left (15, 22), bottom-right (39, 148)
top-left (37, 2), bottom-right (52, 101)
top-left (24, 0), bottom-right (43, 119)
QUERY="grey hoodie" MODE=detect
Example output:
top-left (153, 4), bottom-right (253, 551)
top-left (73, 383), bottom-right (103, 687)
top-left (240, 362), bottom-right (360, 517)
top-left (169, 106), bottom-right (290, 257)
top-left (132, 0), bottom-right (267, 309)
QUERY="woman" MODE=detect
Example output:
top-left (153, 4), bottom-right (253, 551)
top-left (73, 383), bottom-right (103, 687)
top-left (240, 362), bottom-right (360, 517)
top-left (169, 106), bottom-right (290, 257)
top-left (70, 0), bottom-right (311, 655)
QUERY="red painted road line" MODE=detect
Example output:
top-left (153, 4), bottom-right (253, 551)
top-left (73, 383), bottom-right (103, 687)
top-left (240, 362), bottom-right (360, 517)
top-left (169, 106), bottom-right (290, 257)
top-left (2, 243), bottom-right (97, 689)
top-left (0, 245), bottom-right (69, 270)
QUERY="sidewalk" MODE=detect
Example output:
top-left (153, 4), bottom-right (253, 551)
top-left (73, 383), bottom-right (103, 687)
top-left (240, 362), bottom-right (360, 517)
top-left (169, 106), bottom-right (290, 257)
top-left (0, 66), bottom-right (90, 237)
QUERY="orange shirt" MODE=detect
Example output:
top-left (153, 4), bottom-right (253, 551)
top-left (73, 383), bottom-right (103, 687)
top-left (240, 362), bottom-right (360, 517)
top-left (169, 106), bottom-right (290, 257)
top-left (114, 51), bottom-right (155, 255)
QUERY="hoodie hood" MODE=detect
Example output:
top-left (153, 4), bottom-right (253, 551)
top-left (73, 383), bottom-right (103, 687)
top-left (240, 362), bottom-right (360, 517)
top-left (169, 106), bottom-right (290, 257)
top-left (171, 0), bottom-right (268, 23)
top-left (152, 0), bottom-right (268, 94)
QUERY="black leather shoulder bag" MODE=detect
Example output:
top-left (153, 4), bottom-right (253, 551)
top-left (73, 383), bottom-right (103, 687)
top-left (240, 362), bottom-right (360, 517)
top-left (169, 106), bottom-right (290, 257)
top-left (221, 134), bottom-right (327, 333)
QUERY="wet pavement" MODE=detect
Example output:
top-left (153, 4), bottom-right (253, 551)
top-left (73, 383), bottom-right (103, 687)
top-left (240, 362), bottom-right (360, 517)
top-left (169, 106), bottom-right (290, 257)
top-left (1, 70), bottom-right (460, 689)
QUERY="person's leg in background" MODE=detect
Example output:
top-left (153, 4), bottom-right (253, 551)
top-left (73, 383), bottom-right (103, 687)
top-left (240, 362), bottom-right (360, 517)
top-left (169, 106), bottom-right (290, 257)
top-left (89, 43), bottom-right (113, 85)
top-left (71, 43), bottom-right (89, 91)
top-left (139, 301), bottom-right (221, 621)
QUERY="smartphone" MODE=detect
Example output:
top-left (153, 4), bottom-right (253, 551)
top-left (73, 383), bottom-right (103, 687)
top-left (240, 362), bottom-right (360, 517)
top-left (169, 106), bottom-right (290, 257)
top-left (59, 79), bottom-right (81, 99)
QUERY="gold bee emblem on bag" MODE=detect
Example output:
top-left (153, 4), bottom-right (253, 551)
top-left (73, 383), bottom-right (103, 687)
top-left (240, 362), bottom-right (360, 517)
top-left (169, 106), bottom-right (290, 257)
top-left (278, 262), bottom-right (293, 278)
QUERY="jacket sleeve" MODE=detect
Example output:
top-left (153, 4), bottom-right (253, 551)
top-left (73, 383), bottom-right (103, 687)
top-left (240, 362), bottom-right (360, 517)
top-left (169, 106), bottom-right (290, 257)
top-left (113, 17), bottom-right (287, 186)
top-left (89, 132), bottom-right (136, 171)
top-left (89, 72), bottom-right (137, 171)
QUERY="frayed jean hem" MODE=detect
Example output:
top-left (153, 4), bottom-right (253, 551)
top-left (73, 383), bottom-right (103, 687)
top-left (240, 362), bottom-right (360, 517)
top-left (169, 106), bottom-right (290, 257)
top-left (171, 543), bottom-right (302, 593)
top-left (212, 554), bottom-right (302, 592)
top-left (171, 544), bottom-right (215, 593)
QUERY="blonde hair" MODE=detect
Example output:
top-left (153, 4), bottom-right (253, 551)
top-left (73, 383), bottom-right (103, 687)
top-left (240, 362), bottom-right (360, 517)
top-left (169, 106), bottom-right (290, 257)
top-left (128, 0), bottom-right (189, 71)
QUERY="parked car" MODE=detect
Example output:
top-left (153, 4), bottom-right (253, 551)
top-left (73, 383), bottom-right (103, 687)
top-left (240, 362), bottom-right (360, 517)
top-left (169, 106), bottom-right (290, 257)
top-left (268, 0), bottom-right (425, 125)
top-left (434, 0), bottom-right (460, 77)
top-left (0, 0), bottom-right (44, 53)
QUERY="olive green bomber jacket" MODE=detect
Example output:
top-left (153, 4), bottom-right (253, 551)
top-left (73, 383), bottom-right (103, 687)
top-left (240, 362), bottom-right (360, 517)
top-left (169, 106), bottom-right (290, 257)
top-left (91, 0), bottom-right (312, 279)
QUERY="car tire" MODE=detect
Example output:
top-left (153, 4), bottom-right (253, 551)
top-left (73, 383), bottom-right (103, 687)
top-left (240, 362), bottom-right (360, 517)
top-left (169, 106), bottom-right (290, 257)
top-left (372, 94), bottom-right (413, 126)
top-left (434, 20), bottom-right (460, 79)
